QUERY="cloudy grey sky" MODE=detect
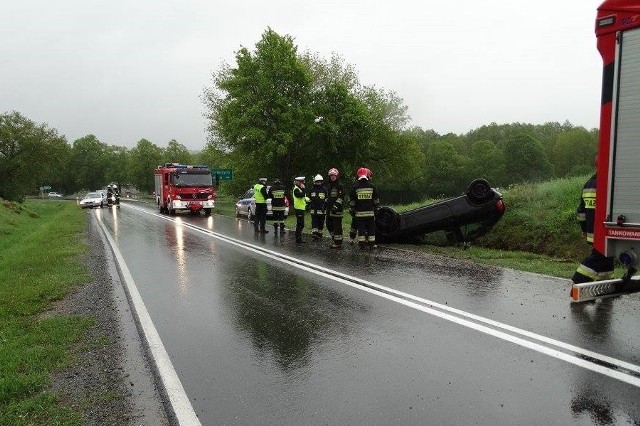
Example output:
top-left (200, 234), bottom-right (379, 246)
top-left (1, 0), bottom-right (603, 150)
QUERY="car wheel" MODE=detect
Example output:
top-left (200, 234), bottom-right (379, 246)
top-left (466, 179), bottom-right (493, 204)
top-left (100, 202), bottom-right (103, 208)
top-left (375, 207), bottom-right (401, 235)
top-left (247, 208), bottom-right (253, 221)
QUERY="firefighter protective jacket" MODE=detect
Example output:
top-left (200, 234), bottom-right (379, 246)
top-left (576, 173), bottom-right (597, 244)
top-left (325, 180), bottom-right (345, 217)
top-left (349, 178), bottom-right (380, 218)
top-left (308, 183), bottom-right (327, 215)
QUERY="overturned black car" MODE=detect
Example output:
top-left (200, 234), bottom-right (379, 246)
top-left (375, 179), bottom-right (505, 244)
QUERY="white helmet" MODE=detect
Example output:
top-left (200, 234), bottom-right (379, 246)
top-left (314, 174), bottom-right (323, 182)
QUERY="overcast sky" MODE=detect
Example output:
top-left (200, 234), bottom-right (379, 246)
top-left (1, 0), bottom-right (604, 150)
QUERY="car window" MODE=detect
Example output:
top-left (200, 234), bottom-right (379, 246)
top-left (242, 189), bottom-right (254, 199)
top-left (86, 192), bottom-right (100, 198)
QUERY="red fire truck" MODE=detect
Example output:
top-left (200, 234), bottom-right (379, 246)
top-left (154, 163), bottom-right (215, 216)
top-left (571, 0), bottom-right (640, 301)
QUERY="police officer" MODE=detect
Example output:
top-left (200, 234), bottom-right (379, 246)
top-left (292, 177), bottom-right (308, 244)
top-left (253, 177), bottom-right (269, 233)
top-left (571, 156), bottom-right (614, 285)
top-left (349, 167), bottom-right (380, 249)
top-left (325, 168), bottom-right (345, 249)
top-left (267, 178), bottom-right (286, 234)
top-left (308, 174), bottom-right (327, 241)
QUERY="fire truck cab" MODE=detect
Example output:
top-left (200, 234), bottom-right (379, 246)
top-left (154, 163), bottom-right (215, 216)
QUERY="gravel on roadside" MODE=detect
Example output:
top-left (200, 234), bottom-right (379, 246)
top-left (48, 214), bottom-right (169, 425)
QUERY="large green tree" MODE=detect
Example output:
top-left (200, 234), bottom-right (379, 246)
top-left (70, 135), bottom-right (108, 191)
top-left (0, 111), bottom-right (68, 201)
top-left (552, 127), bottom-right (597, 177)
top-left (204, 28), bottom-right (315, 186)
top-left (423, 140), bottom-right (468, 196)
top-left (129, 139), bottom-right (163, 193)
top-left (502, 133), bottom-right (552, 184)
top-left (163, 139), bottom-right (192, 165)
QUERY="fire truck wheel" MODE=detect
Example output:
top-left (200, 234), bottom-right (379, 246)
top-left (204, 208), bottom-right (212, 216)
top-left (166, 201), bottom-right (175, 215)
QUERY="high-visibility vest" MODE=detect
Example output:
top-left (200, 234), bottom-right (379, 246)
top-left (253, 183), bottom-right (266, 203)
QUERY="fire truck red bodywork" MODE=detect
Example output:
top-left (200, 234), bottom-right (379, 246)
top-left (154, 163), bottom-right (215, 215)
top-left (595, 1), bottom-right (640, 270)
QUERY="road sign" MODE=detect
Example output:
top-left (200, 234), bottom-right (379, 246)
top-left (211, 169), bottom-right (233, 181)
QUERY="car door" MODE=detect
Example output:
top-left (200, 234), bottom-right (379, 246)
top-left (239, 189), bottom-right (254, 216)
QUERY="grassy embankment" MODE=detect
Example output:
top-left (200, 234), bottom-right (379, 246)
top-left (215, 174), bottom-right (607, 279)
top-left (0, 199), bottom-right (90, 425)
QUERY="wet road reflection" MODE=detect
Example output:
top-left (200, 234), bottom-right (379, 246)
top-left (96, 203), bottom-right (640, 425)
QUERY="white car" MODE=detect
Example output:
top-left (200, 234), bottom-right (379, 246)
top-left (235, 187), bottom-right (290, 219)
top-left (79, 192), bottom-right (105, 209)
top-left (48, 192), bottom-right (63, 198)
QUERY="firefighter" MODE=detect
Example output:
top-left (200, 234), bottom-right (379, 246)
top-left (348, 168), bottom-right (372, 244)
top-left (571, 159), bottom-right (614, 285)
top-left (325, 167), bottom-right (345, 249)
top-left (253, 177), bottom-right (269, 233)
top-left (308, 174), bottom-right (327, 241)
top-left (292, 177), bottom-right (309, 244)
top-left (349, 167), bottom-right (380, 249)
top-left (267, 177), bottom-right (286, 234)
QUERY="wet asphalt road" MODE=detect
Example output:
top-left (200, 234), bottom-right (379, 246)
top-left (94, 201), bottom-right (640, 425)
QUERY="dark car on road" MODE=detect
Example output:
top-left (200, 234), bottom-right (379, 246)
top-left (374, 179), bottom-right (505, 244)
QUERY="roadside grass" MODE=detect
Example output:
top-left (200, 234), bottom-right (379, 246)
top-left (214, 175), bottom-right (615, 280)
top-left (0, 199), bottom-right (90, 425)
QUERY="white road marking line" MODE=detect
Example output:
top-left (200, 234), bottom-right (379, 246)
top-left (95, 211), bottom-right (201, 426)
top-left (126, 205), bottom-right (640, 388)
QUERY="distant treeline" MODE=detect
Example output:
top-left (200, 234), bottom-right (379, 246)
top-left (0, 110), bottom-right (595, 203)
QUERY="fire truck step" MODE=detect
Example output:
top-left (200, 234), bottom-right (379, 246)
top-left (570, 277), bottom-right (640, 303)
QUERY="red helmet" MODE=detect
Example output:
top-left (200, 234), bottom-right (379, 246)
top-left (356, 167), bottom-right (369, 180)
top-left (328, 167), bottom-right (339, 177)
top-left (366, 168), bottom-right (372, 179)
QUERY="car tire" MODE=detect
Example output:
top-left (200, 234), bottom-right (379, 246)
top-left (466, 179), bottom-right (493, 204)
top-left (375, 206), bottom-right (402, 235)
top-left (247, 208), bottom-right (253, 221)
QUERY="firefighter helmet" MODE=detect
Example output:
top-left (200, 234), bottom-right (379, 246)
top-left (328, 168), bottom-right (339, 177)
top-left (356, 167), bottom-right (369, 180)
top-left (314, 174), bottom-right (323, 182)
top-left (258, 177), bottom-right (267, 183)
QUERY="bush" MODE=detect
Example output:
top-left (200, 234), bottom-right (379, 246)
top-left (474, 175), bottom-right (592, 261)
